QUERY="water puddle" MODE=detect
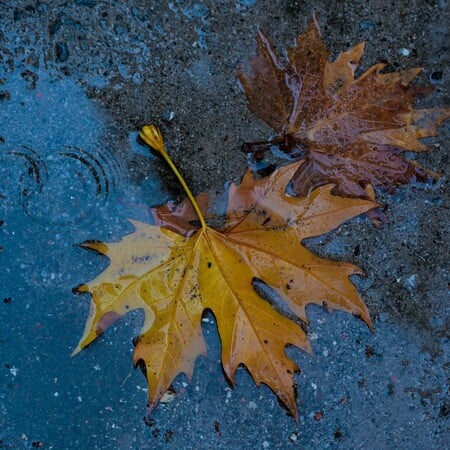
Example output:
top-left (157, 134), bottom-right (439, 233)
top-left (0, 66), bottom-right (174, 448)
top-left (1, 73), bottom-right (123, 224)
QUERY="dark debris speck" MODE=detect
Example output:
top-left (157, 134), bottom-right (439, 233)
top-left (333, 428), bottom-right (343, 440)
top-left (439, 401), bottom-right (449, 417)
top-left (0, 90), bottom-right (11, 101)
top-left (55, 42), bottom-right (69, 63)
top-left (387, 383), bottom-right (395, 395)
top-left (164, 430), bottom-right (174, 442)
top-left (430, 70), bottom-right (443, 84)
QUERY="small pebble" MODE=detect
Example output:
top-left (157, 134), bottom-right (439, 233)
top-left (404, 274), bottom-right (419, 291)
top-left (132, 72), bottom-right (143, 84)
top-left (313, 410), bottom-right (323, 421)
top-left (163, 110), bottom-right (175, 122)
top-left (359, 19), bottom-right (375, 31)
top-left (308, 332), bottom-right (318, 341)
top-left (398, 48), bottom-right (411, 57)
top-left (160, 391), bottom-right (176, 404)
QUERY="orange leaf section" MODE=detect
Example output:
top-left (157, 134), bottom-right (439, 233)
top-left (151, 192), bottom-right (210, 237)
top-left (74, 166), bottom-right (376, 418)
top-left (238, 19), bottom-right (450, 199)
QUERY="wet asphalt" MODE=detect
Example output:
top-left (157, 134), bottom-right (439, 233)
top-left (0, 1), bottom-right (449, 449)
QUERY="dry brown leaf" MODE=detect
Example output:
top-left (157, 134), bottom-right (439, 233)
top-left (238, 17), bottom-right (449, 200)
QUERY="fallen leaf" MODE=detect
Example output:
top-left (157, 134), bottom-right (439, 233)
top-left (151, 192), bottom-right (210, 237)
top-left (238, 16), bottom-right (449, 200)
top-left (74, 152), bottom-right (376, 418)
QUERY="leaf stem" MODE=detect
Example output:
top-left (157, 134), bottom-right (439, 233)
top-left (139, 125), bottom-right (207, 231)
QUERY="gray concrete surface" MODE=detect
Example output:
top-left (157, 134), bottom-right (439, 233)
top-left (0, 1), bottom-right (448, 449)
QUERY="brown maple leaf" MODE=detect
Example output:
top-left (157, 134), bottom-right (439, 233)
top-left (238, 16), bottom-right (449, 200)
top-left (73, 126), bottom-right (377, 418)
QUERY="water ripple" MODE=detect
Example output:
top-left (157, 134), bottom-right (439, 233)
top-left (1, 144), bottom-right (122, 225)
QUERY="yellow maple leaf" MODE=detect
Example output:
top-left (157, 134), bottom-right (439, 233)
top-left (73, 125), bottom-right (376, 418)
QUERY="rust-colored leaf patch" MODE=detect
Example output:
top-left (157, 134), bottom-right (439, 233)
top-left (238, 17), bottom-right (449, 200)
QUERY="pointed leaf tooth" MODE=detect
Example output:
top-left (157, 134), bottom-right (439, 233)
top-left (377, 67), bottom-right (422, 86)
top-left (80, 240), bottom-right (109, 255)
top-left (73, 283), bottom-right (89, 294)
top-left (324, 42), bottom-right (365, 92)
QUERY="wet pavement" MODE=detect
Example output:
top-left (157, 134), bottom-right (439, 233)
top-left (1, 1), bottom-right (449, 449)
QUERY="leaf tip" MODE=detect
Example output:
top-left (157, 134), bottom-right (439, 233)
top-left (357, 310), bottom-right (374, 331)
top-left (312, 10), bottom-right (321, 33)
top-left (303, 340), bottom-right (313, 355)
top-left (80, 240), bottom-right (109, 255)
top-left (256, 27), bottom-right (268, 41)
top-left (127, 218), bottom-right (144, 229)
top-left (70, 344), bottom-right (83, 357)
top-left (145, 400), bottom-right (158, 416)
top-left (72, 283), bottom-right (88, 295)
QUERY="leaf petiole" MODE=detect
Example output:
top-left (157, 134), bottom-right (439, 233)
top-left (241, 134), bottom-right (296, 154)
top-left (139, 125), bottom-right (207, 232)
